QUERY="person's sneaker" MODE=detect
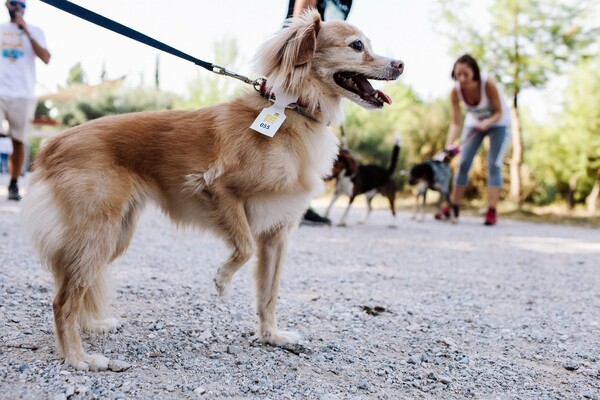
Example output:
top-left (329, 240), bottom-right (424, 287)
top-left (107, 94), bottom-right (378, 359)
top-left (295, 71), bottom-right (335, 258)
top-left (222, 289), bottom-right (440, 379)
top-left (450, 203), bottom-right (460, 222)
top-left (452, 204), bottom-right (460, 219)
top-left (484, 207), bottom-right (497, 226)
top-left (8, 182), bottom-right (21, 201)
top-left (302, 209), bottom-right (331, 226)
top-left (434, 205), bottom-right (450, 220)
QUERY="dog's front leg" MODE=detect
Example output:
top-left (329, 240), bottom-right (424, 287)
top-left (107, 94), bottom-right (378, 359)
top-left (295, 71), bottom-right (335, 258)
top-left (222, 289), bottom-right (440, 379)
top-left (254, 223), bottom-right (300, 346)
top-left (324, 192), bottom-right (341, 218)
top-left (412, 192), bottom-right (420, 220)
top-left (212, 188), bottom-right (255, 296)
top-left (359, 191), bottom-right (376, 224)
top-left (420, 189), bottom-right (427, 222)
top-left (338, 195), bottom-right (356, 226)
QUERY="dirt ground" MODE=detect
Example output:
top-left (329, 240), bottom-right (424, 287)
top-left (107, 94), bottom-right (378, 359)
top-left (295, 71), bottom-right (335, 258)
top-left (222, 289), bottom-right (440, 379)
top-left (1, 183), bottom-right (599, 399)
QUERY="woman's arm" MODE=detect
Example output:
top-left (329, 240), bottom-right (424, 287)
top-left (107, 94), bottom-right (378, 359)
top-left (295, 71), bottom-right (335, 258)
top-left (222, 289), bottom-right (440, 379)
top-left (293, 0), bottom-right (318, 17)
top-left (446, 88), bottom-right (462, 148)
top-left (476, 78), bottom-right (502, 131)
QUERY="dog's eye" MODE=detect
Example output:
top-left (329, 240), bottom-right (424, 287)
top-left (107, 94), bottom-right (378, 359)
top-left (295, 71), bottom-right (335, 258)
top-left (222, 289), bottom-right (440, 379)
top-left (350, 40), bottom-right (363, 51)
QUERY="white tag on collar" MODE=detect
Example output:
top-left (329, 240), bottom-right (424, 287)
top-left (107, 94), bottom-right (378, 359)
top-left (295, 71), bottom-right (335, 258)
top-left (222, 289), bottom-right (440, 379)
top-left (250, 89), bottom-right (297, 137)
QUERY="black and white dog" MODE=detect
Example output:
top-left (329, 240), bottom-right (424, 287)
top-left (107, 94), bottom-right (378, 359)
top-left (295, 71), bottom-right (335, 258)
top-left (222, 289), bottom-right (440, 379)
top-left (408, 147), bottom-right (458, 222)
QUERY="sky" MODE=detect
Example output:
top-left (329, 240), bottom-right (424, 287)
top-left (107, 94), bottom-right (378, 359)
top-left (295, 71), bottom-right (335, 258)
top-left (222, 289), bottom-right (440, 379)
top-left (22, 0), bottom-right (477, 97)
top-left (21, 0), bottom-right (555, 116)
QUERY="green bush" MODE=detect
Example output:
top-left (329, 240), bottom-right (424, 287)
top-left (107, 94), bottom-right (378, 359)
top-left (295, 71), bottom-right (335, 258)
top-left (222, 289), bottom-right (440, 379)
top-left (55, 86), bottom-right (181, 127)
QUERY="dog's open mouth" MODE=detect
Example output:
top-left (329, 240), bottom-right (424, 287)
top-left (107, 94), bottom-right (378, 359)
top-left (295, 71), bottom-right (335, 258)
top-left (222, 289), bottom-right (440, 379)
top-left (333, 72), bottom-right (393, 107)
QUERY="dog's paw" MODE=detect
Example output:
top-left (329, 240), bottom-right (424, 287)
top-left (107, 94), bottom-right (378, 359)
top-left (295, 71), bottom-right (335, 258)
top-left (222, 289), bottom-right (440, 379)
top-left (259, 330), bottom-right (302, 346)
top-left (83, 317), bottom-right (120, 333)
top-left (213, 272), bottom-right (231, 297)
top-left (66, 353), bottom-right (110, 372)
top-left (84, 354), bottom-right (110, 371)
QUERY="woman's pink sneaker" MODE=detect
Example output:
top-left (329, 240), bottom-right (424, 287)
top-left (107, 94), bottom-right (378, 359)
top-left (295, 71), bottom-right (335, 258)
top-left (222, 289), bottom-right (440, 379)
top-left (484, 207), bottom-right (497, 226)
top-left (435, 205), bottom-right (451, 220)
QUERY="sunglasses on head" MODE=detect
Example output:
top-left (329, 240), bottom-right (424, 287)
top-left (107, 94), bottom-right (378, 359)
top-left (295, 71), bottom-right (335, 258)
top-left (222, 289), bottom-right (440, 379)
top-left (9, 1), bottom-right (26, 8)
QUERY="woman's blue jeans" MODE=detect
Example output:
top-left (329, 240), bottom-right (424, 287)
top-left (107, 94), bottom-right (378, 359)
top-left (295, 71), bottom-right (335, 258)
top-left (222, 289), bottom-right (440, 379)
top-left (455, 125), bottom-right (511, 188)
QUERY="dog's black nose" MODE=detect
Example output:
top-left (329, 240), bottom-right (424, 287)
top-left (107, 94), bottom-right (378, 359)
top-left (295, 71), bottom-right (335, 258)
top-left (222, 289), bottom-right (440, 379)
top-left (392, 60), bottom-right (404, 74)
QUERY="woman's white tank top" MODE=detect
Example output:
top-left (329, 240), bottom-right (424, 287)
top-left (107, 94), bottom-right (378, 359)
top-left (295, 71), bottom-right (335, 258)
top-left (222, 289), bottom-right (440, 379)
top-left (456, 73), bottom-right (511, 127)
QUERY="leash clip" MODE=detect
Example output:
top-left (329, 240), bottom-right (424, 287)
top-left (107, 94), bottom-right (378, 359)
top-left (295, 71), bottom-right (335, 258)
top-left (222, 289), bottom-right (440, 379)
top-left (212, 65), bottom-right (255, 85)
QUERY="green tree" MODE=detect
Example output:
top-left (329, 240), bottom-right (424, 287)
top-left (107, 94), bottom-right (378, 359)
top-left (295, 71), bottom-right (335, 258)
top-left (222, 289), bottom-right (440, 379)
top-left (437, 0), bottom-right (598, 203)
top-left (179, 37), bottom-right (245, 109)
top-left (341, 83), bottom-right (458, 190)
top-left (66, 62), bottom-right (87, 87)
top-left (560, 60), bottom-right (600, 211)
top-left (525, 58), bottom-right (600, 211)
top-left (56, 86), bottom-right (180, 127)
top-left (342, 83), bottom-right (420, 169)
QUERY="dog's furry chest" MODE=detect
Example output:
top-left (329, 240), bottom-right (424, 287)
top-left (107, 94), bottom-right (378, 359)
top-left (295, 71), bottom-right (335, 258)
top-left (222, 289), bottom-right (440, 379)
top-left (244, 123), bottom-right (339, 234)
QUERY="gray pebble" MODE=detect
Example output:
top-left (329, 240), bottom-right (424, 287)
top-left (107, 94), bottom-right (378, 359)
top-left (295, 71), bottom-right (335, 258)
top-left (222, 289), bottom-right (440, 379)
top-left (108, 360), bottom-right (131, 372)
top-left (564, 360), bottom-right (579, 371)
top-left (408, 355), bottom-right (422, 365)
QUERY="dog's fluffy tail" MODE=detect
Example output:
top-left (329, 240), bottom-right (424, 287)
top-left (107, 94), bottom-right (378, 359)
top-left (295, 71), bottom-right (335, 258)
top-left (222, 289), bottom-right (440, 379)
top-left (388, 135), bottom-right (402, 174)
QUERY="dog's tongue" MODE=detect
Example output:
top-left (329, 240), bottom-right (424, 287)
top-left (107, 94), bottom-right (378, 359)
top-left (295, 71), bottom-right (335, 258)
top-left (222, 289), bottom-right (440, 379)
top-left (373, 89), bottom-right (392, 105)
top-left (357, 78), bottom-right (392, 105)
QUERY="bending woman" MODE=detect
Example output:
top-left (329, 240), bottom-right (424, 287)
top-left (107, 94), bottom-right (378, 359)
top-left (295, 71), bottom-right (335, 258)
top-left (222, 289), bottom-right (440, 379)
top-left (443, 54), bottom-right (511, 226)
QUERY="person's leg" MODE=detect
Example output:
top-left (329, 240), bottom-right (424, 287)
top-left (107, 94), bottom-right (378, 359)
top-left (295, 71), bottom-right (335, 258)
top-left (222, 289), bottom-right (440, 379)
top-left (484, 126), bottom-right (510, 225)
top-left (9, 138), bottom-right (25, 180)
top-left (450, 185), bottom-right (468, 205)
top-left (451, 128), bottom-right (484, 217)
top-left (6, 98), bottom-right (36, 200)
top-left (487, 187), bottom-right (501, 208)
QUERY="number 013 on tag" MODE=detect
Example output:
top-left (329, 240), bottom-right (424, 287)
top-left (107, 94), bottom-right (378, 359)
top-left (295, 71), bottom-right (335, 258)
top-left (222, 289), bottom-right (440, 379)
top-left (250, 106), bottom-right (287, 137)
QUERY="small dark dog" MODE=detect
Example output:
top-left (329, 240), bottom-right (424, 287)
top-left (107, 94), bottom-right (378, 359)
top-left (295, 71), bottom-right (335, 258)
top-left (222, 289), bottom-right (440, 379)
top-left (325, 136), bottom-right (401, 226)
top-left (408, 147), bottom-right (458, 222)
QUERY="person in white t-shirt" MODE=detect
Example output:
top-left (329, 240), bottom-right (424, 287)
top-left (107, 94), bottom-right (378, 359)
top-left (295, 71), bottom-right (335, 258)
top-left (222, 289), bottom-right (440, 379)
top-left (441, 54), bottom-right (511, 226)
top-left (1, 0), bottom-right (50, 200)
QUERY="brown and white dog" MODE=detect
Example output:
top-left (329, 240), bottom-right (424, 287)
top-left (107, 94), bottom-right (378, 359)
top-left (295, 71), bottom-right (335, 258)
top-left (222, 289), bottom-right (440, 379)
top-left (325, 136), bottom-right (401, 226)
top-left (21, 10), bottom-right (403, 371)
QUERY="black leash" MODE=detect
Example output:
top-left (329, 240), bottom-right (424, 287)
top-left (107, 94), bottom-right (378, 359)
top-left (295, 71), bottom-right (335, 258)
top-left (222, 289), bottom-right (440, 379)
top-left (39, 0), bottom-right (322, 122)
top-left (39, 0), bottom-right (255, 85)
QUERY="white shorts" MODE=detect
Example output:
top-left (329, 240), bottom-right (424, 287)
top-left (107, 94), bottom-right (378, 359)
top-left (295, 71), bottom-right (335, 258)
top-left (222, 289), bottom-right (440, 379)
top-left (0, 96), bottom-right (37, 144)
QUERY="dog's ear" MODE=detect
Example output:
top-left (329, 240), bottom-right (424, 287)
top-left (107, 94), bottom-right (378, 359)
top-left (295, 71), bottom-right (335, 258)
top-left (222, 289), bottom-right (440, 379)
top-left (293, 13), bottom-right (320, 66)
top-left (254, 9), bottom-right (321, 95)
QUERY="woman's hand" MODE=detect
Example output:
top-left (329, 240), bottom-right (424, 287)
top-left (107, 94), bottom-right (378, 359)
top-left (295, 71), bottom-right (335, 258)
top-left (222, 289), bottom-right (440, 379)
top-left (475, 119), bottom-right (492, 132)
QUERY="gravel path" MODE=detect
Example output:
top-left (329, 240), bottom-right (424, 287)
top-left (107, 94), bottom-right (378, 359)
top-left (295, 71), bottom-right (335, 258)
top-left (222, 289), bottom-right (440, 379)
top-left (1, 184), bottom-right (599, 399)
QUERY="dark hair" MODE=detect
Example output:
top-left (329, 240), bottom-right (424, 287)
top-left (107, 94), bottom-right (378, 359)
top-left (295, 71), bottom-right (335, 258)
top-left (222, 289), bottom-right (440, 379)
top-left (451, 54), bottom-right (481, 82)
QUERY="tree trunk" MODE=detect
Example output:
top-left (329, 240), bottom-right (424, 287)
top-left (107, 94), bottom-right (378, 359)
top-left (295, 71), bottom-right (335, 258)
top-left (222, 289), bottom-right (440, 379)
top-left (509, 4), bottom-right (523, 205)
top-left (586, 168), bottom-right (600, 214)
top-left (568, 176), bottom-right (577, 209)
top-left (509, 103), bottom-right (522, 204)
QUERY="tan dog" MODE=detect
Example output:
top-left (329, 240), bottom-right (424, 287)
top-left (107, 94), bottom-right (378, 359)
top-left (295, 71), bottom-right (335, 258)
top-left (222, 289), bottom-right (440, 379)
top-left (22, 10), bottom-right (403, 371)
